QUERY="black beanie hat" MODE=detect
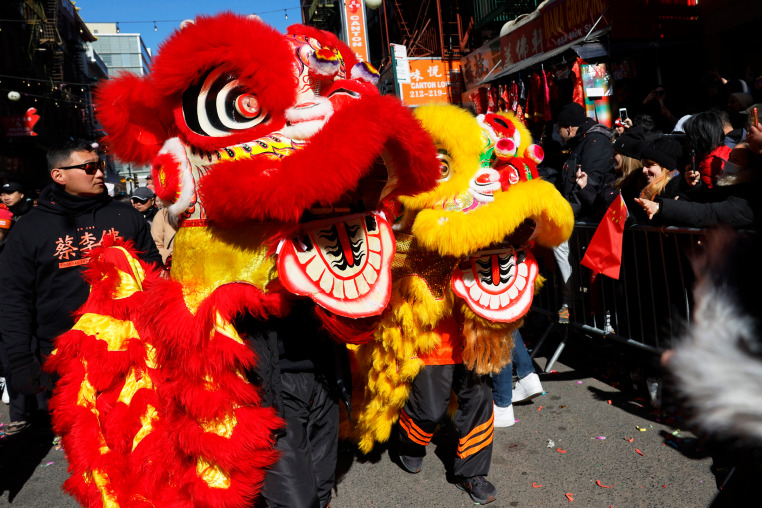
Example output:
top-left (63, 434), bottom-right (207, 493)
top-left (640, 136), bottom-right (683, 171)
top-left (557, 103), bottom-right (587, 127)
top-left (613, 125), bottom-right (646, 160)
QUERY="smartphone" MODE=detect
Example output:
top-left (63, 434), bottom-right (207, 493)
top-left (619, 108), bottom-right (628, 122)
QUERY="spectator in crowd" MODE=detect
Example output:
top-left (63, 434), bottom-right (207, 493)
top-left (638, 136), bottom-right (684, 200)
top-left (636, 141), bottom-right (759, 228)
top-left (492, 330), bottom-right (544, 427)
top-left (0, 140), bottom-right (160, 432)
top-left (683, 111), bottom-right (732, 188)
top-left (131, 186), bottom-right (159, 225)
top-left (642, 86), bottom-right (678, 133)
top-left (0, 208), bottom-right (12, 251)
top-left (151, 199), bottom-right (179, 266)
top-left (576, 125), bottom-right (646, 218)
top-left (1, 182), bottom-right (33, 221)
top-left (632, 113), bottom-right (657, 137)
top-left (727, 92), bottom-right (754, 130)
top-left (552, 102), bottom-right (615, 322)
top-left (555, 103), bottom-right (616, 218)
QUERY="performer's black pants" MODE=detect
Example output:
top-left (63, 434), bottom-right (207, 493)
top-left (398, 363), bottom-right (494, 478)
top-left (261, 371), bottom-right (338, 508)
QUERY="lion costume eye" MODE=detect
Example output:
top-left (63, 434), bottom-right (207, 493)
top-left (437, 150), bottom-right (453, 181)
top-left (182, 68), bottom-right (269, 137)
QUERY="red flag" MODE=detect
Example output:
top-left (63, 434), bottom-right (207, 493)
top-left (581, 194), bottom-right (628, 281)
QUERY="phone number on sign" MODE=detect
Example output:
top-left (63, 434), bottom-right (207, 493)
top-left (409, 90), bottom-right (446, 98)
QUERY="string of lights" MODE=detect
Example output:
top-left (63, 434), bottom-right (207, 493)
top-left (0, 73), bottom-right (93, 90)
top-left (1, 87), bottom-right (89, 107)
top-left (0, 5), bottom-right (302, 26)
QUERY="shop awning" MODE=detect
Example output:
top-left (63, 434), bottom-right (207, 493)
top-left (483, 27), bottom-right (611, 84)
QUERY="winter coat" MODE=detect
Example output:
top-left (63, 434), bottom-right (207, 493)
top-left (557, 118), bottom-right (615, 219)
top-left (0, 184), bottom-right (161, 393)
top-left (656, 168), bottom-right (759, 229)
top-left (151, 207), bottom-right (178, 264)
top-left (9, 197), bottom-right (33, 220)
top-left (697, 145), bottom-right (732, 188)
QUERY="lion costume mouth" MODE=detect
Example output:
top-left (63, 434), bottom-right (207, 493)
top-left (452, 247), bottom-right (539, 322)
top-left (278, 212), bottom-right (395, 316)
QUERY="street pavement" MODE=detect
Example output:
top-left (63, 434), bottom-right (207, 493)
top-left (1, 348), bottom-right (718, 507)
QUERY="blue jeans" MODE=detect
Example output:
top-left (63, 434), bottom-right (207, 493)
top-left (492, 330), bottom-right (535, 407)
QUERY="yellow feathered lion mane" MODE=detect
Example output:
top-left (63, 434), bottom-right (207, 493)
top-left (345, 104), bottom-right (574, 453)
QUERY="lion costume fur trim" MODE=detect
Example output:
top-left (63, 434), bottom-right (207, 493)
top-left (350, 277), bottom-right (453, 453)
top-left (46, 240), bottom-right (283, 506)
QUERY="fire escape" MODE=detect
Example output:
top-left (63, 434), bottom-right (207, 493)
top-left (387, 0), bottom-right (473, 60)
top-left (39, 0), bottom-right (64, 82)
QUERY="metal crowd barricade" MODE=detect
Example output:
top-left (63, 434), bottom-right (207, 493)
top-left (530, 222), bottom-right (706, 372)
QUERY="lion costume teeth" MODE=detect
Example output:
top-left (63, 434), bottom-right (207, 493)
top-left (347, 105), bottom-right (573, 453)
top-left (47, 13), bottom-right (440, 507)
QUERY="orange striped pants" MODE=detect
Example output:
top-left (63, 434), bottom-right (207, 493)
top-left (398, 364), bottom-right (494, 478)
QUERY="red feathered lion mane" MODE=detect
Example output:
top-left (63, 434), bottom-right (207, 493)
top-left (96, 12), bottom-right (298, 163)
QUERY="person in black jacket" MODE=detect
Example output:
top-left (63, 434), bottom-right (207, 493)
top-left (552, 103), bottom-right (615, 321)
top-left (555, 103), bottom-right (616, 219)
top-left (636, 141), bottom-right (759, 228)
top-left (1, 181), bottom-right (33, 220)
top-left (0, 140), bottom-right (161, 432)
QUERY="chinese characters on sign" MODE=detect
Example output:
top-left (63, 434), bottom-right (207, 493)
top-left (343, 0), bottom-right (370, 62)
top-left (398, 59), bottom-right (459, 107)
top-left (0, 107), bottom-right (40, 137)
top-left (459, 39), bottom-right (501, 89)
top-left (500, 23), bottom-right (544, 69)
top-left (55, 227), bottom-right (122, 268)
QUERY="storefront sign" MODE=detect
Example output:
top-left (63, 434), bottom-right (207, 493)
top-left (343, 0), bottom-right (370, 62)
top-left (500, 19), bottom-right (544, 69)
top-left (0, 108), bottom-right (40, 137)
top-left (460, 38), bottom-right (501, 89)
top-left (542, 0), bottom-right (609, 50)
top-left (399, 59), bottom-right (459, 107)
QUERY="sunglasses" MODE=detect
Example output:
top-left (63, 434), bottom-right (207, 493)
top-left (58, 160), bottom-right (106, 175)
top-left (130, 197), bottom-right (150, 204)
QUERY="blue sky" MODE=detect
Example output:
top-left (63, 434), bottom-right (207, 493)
top-left (76, 1), bottom-right (301, 55)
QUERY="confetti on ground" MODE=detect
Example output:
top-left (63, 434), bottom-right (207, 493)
top-left (666, 441), bottom-right (678, 449)
top-left (607, 400), bottom-right (612, 404)
top-left (538, 406), bottom-right (543, 411)
top-left (565, 493), bottom-right (574, 502)
top-left (557, 448), bottom-right (567, 453)
top-left (40, 462), bottom-right (54, 467)
top-left (547, 440), bottom-right (555, 448)
top-left (636, 426), bottom-right (647, 432)
top-left (532, 482), bottom-right (542, 488)
top-left (672, 429), bottom-right (681, 436)
top-left (662, 485), bottom-right (667, 488)
top-left (625, 437), bottom-right (634, 442)
top-left (576, 381), bottom-right (583, 384)
top-left (635, 448), bottom-right (645, 456)
top-left (596, 480), bottom-right (613, 488)
top-left (596, 436), bottom-right (607, 440)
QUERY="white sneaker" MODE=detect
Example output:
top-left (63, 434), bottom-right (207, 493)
top-left (494, 404), bottom-right (515, 427)
top-left (513, 373), bottom-right (543, 403)
top-left (1, 377), bottom-right (9, 404)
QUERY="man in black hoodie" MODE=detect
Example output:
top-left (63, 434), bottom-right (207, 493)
top-left (1, 181), bottom-right (34, 220)
top-left (0, 140), bottom-right (160, 430)
top-left (553, 103), bottom-right (615, 322)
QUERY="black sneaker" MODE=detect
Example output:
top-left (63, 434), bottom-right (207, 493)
top-left (456, 475), bottom-right (497, 504)
top-left (398, 454), bottom-right (423, 474)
